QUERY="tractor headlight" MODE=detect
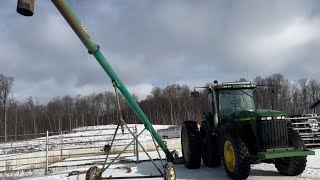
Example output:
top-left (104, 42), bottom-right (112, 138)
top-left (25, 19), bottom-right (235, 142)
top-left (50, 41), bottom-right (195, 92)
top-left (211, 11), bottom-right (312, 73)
top-left (261, 116), bottom-right (285, 120)
top-left (276, 116), bottom-right (286, 119)
top-left (260, 117), bottom-right (272, 120)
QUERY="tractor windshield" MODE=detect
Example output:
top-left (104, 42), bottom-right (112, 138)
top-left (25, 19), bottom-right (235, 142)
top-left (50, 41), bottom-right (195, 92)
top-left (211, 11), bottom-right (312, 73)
top-left (219, 89), bottom-right (255, 121)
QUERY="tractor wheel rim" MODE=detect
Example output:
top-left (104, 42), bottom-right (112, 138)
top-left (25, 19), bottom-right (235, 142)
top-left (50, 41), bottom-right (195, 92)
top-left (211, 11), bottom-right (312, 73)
top-left (169, 166), bottom-right (176, 180)
top-left (224, 140), bottom-right (236, 172)
top-left (86, 166), bottom-right (101, 180)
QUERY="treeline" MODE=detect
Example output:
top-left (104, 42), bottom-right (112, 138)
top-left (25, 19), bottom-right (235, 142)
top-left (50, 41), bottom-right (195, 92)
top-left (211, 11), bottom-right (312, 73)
top-left (0, 73), bottom-right (320, 141)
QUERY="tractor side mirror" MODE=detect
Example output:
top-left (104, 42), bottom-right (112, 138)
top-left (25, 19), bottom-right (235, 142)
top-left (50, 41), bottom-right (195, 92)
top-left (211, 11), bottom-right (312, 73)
top-left (191, 91), bottom-right (200, 97)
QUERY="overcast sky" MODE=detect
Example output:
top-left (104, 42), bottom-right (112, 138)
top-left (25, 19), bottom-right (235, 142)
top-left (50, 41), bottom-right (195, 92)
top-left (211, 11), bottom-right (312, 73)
top-left (1, 0), bottom-right (320, 104)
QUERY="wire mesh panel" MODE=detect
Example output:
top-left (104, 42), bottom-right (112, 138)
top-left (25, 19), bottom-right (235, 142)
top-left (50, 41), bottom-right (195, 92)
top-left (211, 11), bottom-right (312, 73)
top-left (0, 125), bottom-right (138, 177)
top-left (0, 125), bottom-right (181, 178)
top-left (288, 116), bottom-right (320, 147)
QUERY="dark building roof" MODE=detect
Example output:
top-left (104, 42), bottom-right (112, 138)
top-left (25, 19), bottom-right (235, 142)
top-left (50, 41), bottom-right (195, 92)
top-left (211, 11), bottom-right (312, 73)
top-left (310, 99), bottom-right (320, 109)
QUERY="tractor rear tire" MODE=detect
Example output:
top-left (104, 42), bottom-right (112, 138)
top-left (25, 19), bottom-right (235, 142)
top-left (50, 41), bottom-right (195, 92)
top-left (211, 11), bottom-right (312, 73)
top-left (274, 128), bottom-right (307, 176)
top-left (222, 131), bottom-right (250, 179)
top-left (181, 121), bottom-right (201, 169)
top-left (200, 121), bottom-right (221, 167)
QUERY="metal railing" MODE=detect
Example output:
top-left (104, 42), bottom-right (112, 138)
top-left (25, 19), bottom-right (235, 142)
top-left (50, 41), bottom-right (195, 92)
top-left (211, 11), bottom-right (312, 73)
top-left (0, 125), bottom-right (141, 177)
top-left (287, 116), bottom-right (320, 147)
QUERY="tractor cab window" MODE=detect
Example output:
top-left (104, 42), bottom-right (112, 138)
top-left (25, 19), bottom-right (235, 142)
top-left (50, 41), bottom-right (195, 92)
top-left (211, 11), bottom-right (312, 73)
top-left (219, 89), bottom-right (255, 121)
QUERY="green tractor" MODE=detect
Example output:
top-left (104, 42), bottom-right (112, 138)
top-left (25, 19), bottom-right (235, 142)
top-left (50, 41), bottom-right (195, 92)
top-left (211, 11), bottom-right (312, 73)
top-left (181, 81), bottom-right (315, 179)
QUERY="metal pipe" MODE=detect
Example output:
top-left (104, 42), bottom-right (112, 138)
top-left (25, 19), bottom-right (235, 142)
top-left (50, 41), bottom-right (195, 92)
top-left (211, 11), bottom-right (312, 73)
top-left (151, 134), bottom-right (164, 167)
top-left (103, 128), bottom-right (146, 171)
top-left (46, 130), bottom-right (49, 175)
top-left (102, 175), bottom-right (163, 179)
top-left (135, 125), bottom-right (139, 164)
top-left (121, 122), bottom-right (163, 175)
top-left (101, 124), bottom-right (120, 171)
top-left (50, 0), bottom-right (174, 161)
top-left (60, 131), bottom-right (63, 162)
top-left (49, 155), bottom-right (134, 163)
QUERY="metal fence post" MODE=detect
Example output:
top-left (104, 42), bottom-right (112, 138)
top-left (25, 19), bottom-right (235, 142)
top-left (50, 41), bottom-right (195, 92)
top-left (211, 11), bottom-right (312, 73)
top-left (60, 131), bottom-right (63, 162)
top-left (133, 127), bottom-right (136, 157)
top-left (46, 131), bottom-right (48, 175)
top-left (135, 125), bottom-right (139, 164)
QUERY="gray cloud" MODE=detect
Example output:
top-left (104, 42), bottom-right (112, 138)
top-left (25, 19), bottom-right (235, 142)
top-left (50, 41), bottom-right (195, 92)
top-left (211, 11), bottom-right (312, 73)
top-left (1, 0), bottom-right (320, 103)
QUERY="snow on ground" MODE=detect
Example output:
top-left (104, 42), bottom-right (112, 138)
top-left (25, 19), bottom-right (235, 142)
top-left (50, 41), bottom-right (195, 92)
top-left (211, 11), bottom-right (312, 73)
top-left (0, 124), bottom-right (176, 177)
top-left (1, 124), bottom-right (319, 179)
top-left (0, 124), bottom-right (173, 155)
top-left (21, 149), bottom-right (320, 180)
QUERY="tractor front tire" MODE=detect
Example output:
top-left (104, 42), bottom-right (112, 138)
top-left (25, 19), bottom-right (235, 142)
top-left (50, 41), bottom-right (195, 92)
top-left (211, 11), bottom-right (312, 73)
top-left (200, 121), bottom-right (220, 167)
top-left (222, 131), bottom-right (250, 179)
top-left (181, 121), bottom-right (201, 169)
top-left (274, 128), bottom-right (307, 176)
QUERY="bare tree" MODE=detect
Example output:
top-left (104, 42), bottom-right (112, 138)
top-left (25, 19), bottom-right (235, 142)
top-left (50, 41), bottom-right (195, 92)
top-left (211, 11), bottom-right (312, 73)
top-left (25, 97), bottom-right (37, 138)
top-left (7, 99), bottom-right (19, 141)
top-left (0, 74), bottom-right (14, 142)
top-left (299, 78), bottom-right (308, 113)
top-left (2, 72), bottom-right (320, 142)
top-left (62, 95), bottom-right (73, 131)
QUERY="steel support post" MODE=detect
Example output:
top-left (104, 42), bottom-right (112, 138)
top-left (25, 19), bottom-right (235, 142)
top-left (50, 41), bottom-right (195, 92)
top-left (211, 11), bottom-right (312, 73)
top-left (135, 126), bottom-right (139, 164)
top-left (45, 130), bottom-right (49, 175)
top-left (60, 131), bottom-right (63, 162)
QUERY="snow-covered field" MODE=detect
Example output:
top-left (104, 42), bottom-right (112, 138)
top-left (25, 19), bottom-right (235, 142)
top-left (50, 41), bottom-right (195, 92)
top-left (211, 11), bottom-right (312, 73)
top-left (0, 124), bottom-right (177, 176)
top-left (1, 124), bottom-right (319, 179)
top-left (21, 149), bottom-right (320, 180)
top-left (0, 124), bottom-right (174, 155)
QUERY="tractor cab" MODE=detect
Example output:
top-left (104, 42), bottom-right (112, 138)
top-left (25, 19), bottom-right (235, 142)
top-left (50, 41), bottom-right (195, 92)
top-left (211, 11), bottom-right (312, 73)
top-left (201, 81), bottom-right (260, 133)
top-left (214, 82), bottom-right (256, 123)
top-left (202, 81), bottom-right (286, 133)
